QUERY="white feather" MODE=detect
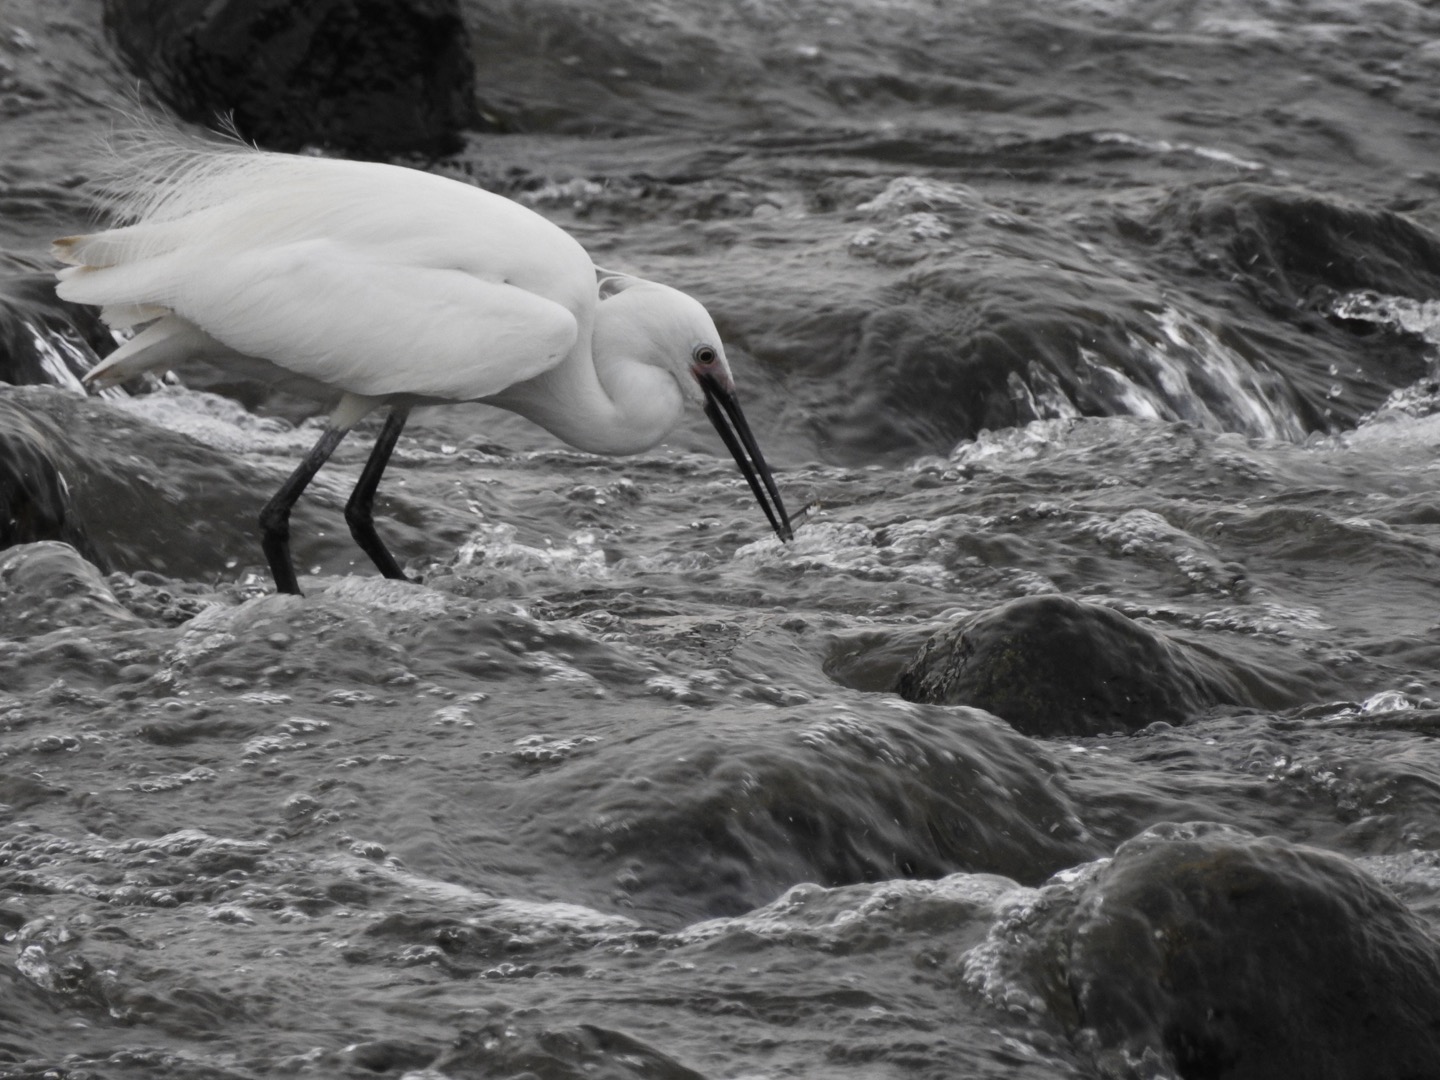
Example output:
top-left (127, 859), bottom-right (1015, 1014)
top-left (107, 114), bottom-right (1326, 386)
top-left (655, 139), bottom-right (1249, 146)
top-left (55, 124), bottom-right (732, 452)
top-left (51, 122), bottom-right (793, 589)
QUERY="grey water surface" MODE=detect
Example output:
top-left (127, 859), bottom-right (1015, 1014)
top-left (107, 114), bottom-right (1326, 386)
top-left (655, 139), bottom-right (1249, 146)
top-left (6, 2), bottom-right (1440, 1078)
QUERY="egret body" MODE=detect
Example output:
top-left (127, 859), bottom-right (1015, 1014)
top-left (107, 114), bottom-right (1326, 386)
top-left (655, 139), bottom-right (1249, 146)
top-left (53, 131), bottom-right (792, 593)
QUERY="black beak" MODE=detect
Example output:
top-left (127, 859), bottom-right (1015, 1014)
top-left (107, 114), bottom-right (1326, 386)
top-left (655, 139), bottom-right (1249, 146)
top-left (698, 373), bottom-right (794, 542)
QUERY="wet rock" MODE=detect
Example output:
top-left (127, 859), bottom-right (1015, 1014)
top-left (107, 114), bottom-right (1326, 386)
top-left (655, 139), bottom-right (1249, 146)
top-left (0, 542), bottom-right (141, 639)
top-left (514, 699), bottom-right (1097, 925)
top-left (1179, 184), bottom-right (1440, 313)
top-left (1146, 184), bottom-right (1438, 426)
top-left (0, 269), bottom-right (111, 564)
top-left (729, 179), bottom-right (1440, 463)
top-left (0, 387), bottom-right (267, 580)
top-left (336, 1039), bottom-right (436, 1073)
top-left (0, 385), bottom-right (449, 583)
top-left (437, 1022), bottom-right (707, 1080)
top-left (0, 395), bottom-right (96, 560)
top-left (0, 268), bottom-right (111, 391)
top-left (896, 595), bottom-right (1253, 736)
top-left (1051, 824), bottom-right (1440, 1080)
top-left (102, 0), bottom-right (482, 155)
top-left (720, 180), bottom-right (1331, 462)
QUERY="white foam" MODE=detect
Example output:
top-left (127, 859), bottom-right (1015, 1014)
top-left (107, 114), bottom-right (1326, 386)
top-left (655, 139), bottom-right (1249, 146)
top-left (453, 523), bottom-right (610, 578)
top-left (104, 384), bottom-right (299, 453)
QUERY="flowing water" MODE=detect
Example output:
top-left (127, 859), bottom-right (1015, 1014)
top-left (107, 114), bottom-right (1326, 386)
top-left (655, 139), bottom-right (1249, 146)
top-left (5, 2), bottom-right (1440, 1078)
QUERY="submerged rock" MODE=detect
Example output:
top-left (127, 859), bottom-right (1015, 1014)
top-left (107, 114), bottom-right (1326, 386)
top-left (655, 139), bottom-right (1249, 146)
top-left (1052, 824), bottom-right (1440, 1080)
top-left (1178, 184), bottom-right (1440, 314)
top-left (436, 1024), bottom-right (707, 1080)
top-left (102, 0), bottom-right (481, 154)
top-left (0, 386), bottom-right (281, 581)
top-left (896, 595), bottom-right (1253, 736)
top-left (512, 699), bottom-right (1098, 925)
top-left (0, 385), bottom-right (474, 583)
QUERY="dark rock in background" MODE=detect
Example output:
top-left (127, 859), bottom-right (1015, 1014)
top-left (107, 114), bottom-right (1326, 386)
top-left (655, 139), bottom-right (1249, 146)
top-left (435, 1024), bottom-right (708, 1080)
top-left (1177, 184), bottom-right (1440, 315)
top-left (896, 595), bottom-right (1264, 736)
top-left (706, 178), bottom-right (1431, 463)
top-left (102, 0), bottom-right (484, 155)
top-left (1049, 824), bottom-right (1440, 1080)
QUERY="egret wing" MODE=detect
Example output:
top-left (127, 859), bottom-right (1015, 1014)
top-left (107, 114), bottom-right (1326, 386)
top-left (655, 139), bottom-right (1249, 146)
top-left (61, 238), bottom-right (580, 402)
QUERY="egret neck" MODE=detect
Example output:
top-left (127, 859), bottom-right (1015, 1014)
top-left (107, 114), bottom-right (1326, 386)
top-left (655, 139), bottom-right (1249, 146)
top-left (486, 297), bottom-right (689, 456)
top-left (483, 340), bottom-right (684, 455)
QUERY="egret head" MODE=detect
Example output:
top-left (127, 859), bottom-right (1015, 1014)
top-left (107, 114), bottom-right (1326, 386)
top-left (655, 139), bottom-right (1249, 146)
top-left (594, 278), bottom-right (729, 403)
top-left (594, 275), bottom-right (793, 542)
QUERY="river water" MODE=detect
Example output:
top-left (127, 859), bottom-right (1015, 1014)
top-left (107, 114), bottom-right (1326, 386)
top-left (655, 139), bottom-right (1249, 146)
top-left (5, 2), bottom-right (1440, 1078)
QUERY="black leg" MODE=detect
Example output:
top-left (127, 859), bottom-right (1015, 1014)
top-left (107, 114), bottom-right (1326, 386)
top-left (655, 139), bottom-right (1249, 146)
top-left (345, 405), bottom-right (413, 581)
top-left (260, 426), bottom-right (348, 596)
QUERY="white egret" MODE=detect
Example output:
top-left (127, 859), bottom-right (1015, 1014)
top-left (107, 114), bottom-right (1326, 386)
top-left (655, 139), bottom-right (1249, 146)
top-left (53, 129), bottom-right (792, 594)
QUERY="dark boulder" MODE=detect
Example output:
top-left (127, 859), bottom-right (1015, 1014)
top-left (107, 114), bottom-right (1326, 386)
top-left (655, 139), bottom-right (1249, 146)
top-left (0, 269), bottom-right (113, 560)
top-left (102, 0), bottom-right (483, 155)
top-left (1047, 824), bottom-right (1440, 1080)
top-left (1, 385), bottom-right (467, 584)
top-left (896, 594), bottom-right (1253, 736)
top-left (0, 268), bottom-right (112, 391)
top-left (1177, 183), bottom-right (1440, 313)
top-left (0, 394), bottom-right (98, 561)
top-left (508, 699), bottom-right (1098, 925)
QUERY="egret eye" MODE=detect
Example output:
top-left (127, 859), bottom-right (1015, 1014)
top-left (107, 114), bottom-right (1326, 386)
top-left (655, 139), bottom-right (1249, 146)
top-left (693, 344), bottom-right (718, 366)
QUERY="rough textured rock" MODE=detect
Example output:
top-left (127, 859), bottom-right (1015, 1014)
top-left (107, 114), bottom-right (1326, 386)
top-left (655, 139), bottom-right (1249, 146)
top-left (895, 594), bottom-right (1257, 736)
top-left (0, 385), bottom-right (476, 584)
top-left (0, 542), bottom-right (140, 639)
top-left (510, 700), bottom-right (1097, 924)
top-left (1049, 824), bottom-right (1440, 1080)
top-left (0, 395), bottom-right (97, 561)
top-left (0, 274), bottom-right (109, 560)
top-left (0, 267), bottom-right (112, 390)
top-left (102, 0), bottom-right (483, 155)
top-left (1180, 183), bottom-right (1440, 313)
top-left (0, 386), bottom-right (315, 580)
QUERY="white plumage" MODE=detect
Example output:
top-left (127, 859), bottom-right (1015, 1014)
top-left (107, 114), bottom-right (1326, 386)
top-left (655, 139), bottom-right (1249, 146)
top-left (57, 140), bottom-right (600, 426)
top-left (54, 127), bottom-right (791, 593)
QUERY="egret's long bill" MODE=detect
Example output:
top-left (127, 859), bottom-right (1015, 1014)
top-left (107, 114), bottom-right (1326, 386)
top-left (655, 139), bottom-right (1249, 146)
top-left (696, 372), bottom-right (794, 542)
